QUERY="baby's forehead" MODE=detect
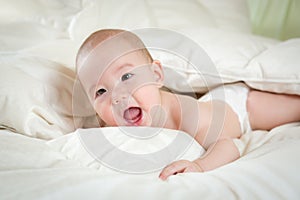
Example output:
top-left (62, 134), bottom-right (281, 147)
top-left (77, 31), bottom-right (150, 92)
top-left (80, 35), bottom-right (144, 68)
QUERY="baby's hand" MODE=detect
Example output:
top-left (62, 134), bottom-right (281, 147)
top-left (159, 160), bottom-right (203, 180)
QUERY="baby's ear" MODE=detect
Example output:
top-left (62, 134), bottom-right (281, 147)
top-left (151, 60), bottom-right (164, 85)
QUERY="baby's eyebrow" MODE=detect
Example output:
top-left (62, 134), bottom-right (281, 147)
top-left (89, 63), bottom-right (135, 96)
top-left (113, 63), bottom-right (134, 74)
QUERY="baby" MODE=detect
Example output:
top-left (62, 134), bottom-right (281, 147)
top-left (76, 29), bottom-right (300, 180)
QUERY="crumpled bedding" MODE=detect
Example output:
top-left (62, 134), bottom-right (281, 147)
top-left (1, 123), bottom-right (300, 199)
top-left (1, 0), bottom-right (300, 199)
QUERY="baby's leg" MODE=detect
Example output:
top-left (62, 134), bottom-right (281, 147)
top-left (247, 90), bottom-right (300, 130)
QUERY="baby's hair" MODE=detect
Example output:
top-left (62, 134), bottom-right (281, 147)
top-left (76, 29), bottom-right (153, 71)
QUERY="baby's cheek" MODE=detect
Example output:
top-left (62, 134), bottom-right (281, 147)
top-left (101, 109), bottom-right (117, 126)
top-left (135, 86), bottom-right (161, 105)
top-left (132, 86), bottom-right (152, 102)
top-left (94, 102), bottom-right (112, 123)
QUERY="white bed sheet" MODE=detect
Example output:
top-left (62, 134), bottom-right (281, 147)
top-left (1, 123), bottom-right (300, 200)
top-left (1, 0), bottom-right (300, 199)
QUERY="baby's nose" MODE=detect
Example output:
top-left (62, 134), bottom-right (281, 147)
top-left (112, 95), bottom-right (126, 105)
top-left (112, 89), bottom-right (129, 105)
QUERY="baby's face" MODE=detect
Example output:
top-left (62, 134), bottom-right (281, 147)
top-left (80, 50), bottom-right (164, 127)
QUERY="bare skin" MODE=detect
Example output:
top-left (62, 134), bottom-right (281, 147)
top-left (247, 90), bottom-right (300, 130)
top-left (159, 90), bottom-right (300, 180)
top-left (77, 29), bottom-right (300, 181)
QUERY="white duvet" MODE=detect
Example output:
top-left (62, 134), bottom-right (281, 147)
top-left (1, 0), bottom-right (300, 199)
top-left (1, 123), bottom-right (300, 199)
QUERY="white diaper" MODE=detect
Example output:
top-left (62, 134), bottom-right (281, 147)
top-left (198, 83), bottom-right (252, 134)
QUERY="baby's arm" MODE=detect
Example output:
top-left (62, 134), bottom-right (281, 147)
top-left (196, 138), bottom-right (240, 170)
top-left (159, 138), bottom-right (240, 180)
top-left (159, 101), bottom-right (242, 180)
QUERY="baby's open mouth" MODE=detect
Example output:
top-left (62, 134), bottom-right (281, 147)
top-left (123, 107), bottom-right (143, 125)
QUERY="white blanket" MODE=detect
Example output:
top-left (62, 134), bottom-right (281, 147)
top-left (1, 123), bottom-right (300, 199)
top-left (1, 0), bottom-right (300, 199)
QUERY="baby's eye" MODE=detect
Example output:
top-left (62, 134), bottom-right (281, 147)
top-left (95, 88), bottom-right (107, 97)
top-left (121, 73), bottom-right (134, 81)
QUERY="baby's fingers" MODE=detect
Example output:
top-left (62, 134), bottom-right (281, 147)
top-left (159, 160), bottom-right (190, 180)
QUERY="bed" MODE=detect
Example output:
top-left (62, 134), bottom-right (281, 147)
top-left (1, 0), bottom-right (300, 199)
